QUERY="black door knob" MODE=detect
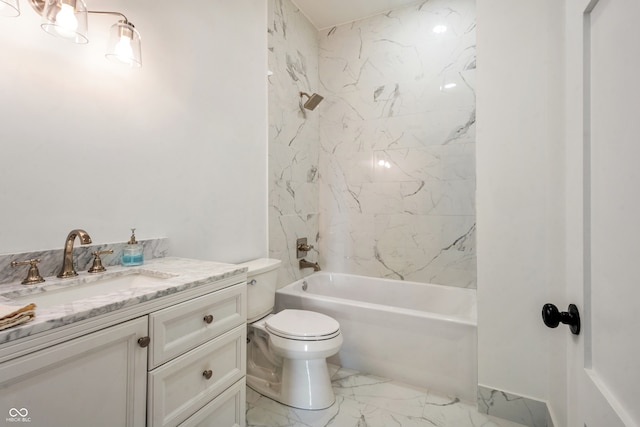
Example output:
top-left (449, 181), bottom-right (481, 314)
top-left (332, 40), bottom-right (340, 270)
top-left (542, 303), bottom-right (581, 335)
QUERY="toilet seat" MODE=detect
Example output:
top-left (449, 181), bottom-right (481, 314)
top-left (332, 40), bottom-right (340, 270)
top-left (265, 309), bottom-right (340, 341)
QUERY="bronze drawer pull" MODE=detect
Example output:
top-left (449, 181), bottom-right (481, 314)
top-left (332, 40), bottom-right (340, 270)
top-left (203, 315), bottom-right (214, 324)
top-left (137, 336), bottom-right (151, 348)
top-left (202, 370), bottom-right (213, 380)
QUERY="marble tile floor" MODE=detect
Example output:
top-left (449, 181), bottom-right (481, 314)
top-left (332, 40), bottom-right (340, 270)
top-left (246, 366), bottom-right (526, 427)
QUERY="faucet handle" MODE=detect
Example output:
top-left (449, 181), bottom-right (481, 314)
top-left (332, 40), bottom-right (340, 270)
top-left (11, 258), bottom-right (45, 285)
top-left (296, 237), bottom-right (315, 258)
top-left (88, 250), bottom-right (114, 274)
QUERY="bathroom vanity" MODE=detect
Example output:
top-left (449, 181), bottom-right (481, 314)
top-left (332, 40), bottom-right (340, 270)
top-left (0, 258), bottom-right (247, 427)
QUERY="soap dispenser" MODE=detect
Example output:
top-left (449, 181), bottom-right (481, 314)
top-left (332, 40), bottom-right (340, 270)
top-left (122, 228), bottom-right (144, 266)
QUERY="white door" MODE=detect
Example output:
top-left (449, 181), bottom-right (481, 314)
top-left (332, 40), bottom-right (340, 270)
top-left (567, 0), bottom-right (640, 425)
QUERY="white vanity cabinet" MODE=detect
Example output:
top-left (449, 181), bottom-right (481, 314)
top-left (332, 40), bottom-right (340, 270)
top-left (0, 271), bottom-right (247, 427)
top-left (0, 317), bottom-right (148, 427)
top-left (147, 283), bottom-right (246, 427)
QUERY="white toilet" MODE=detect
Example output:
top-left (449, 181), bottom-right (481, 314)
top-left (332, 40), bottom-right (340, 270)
top-left (239, 258), bottom-right (343, 410)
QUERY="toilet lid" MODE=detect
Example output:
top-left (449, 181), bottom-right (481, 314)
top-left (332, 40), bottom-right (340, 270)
top-left (265, 309), bottom-right (340, 340)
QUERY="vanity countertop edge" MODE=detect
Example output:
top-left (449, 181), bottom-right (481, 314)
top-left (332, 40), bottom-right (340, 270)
top-left (0, 257), bottom-right (247, 347)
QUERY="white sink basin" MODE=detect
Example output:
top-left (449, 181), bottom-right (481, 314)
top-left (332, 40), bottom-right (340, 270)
top-left (12, 272), bottom-right (175, 310)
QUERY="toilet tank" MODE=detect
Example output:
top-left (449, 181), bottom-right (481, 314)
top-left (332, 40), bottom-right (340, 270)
top-left (237, 258), bottom-right (282, 322)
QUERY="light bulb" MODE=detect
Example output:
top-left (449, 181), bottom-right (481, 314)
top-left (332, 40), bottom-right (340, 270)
top-left (54, 3), bottom-right (78, 37)
top-left (106, 21), bottom-right (141, 67)
top-left (114, 35), bottom-right (134, 64)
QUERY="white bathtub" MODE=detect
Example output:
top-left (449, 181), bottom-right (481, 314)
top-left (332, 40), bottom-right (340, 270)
top-left (275, 272), bottom-right (477, 403)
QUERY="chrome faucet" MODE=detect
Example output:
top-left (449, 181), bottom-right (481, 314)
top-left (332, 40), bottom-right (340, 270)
top-left (57, 229), bottom-right (92, 278)
top-left (299, 258), bottom-right (321, 272)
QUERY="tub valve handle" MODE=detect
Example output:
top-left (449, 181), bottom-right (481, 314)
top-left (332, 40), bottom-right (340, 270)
top-left (296, 237), bottom-right (314, 258)
top-left (298, 243), bottom-right (314, 252)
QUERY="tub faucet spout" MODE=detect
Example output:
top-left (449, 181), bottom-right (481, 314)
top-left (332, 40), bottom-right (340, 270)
top-left (299, 258), bottom-right (321, 272)
top-left (57, 229), bottom-right (92, 278)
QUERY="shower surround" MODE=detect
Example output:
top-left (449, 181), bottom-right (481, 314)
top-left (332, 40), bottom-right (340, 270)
top-left (269, 0), bottom-right (476, 288)
top-left (268, 0), bottom-right (321, 286)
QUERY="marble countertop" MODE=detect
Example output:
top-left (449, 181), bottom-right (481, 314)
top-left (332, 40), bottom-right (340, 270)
top-left (0, 257), bottom-right (247, 345)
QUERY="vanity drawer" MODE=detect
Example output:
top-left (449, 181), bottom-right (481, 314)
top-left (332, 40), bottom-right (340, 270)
top-left (147, 324), bottom-right (246, 427)
top-left (179, 378), bottom-right (246, 427)
top-left (149, 283), bottom-right (246, 368)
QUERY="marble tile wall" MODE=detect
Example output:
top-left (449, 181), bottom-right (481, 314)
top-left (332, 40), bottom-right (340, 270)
top-left (268, 0), bottom-right (321, 286)
top-left (318, 0), bottom-right (477, 287)
top-left (478, 386), bottom-right (553, 427)
top-left (268, 0), bottom-right (476, 288)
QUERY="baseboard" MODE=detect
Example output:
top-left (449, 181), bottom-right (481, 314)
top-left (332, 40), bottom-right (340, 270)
top-left (477, 385), bottom-right (553, 427)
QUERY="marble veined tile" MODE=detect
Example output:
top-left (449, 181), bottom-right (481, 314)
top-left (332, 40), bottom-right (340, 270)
top-left (372, 144), bottom-right (476, 182)
top-left (270, 144), bottom-right (319, 184)
top-left (321, 111), bottom-right (475, 156)
top-left (319, 83), bottom-right (475, 125)
top-left (268, 0), bottom-right (321, 286)
top-left (269, 0), bottom-right (477, 289)
top-left (319, 0), bottom-right (476, 92)
top-left (333, 373), bottom-right (428, 418)
top-left (246, 365), bottom-right (527, 427)
top-left (372, 215), bottom-right (476, 286)
top-left (270, 179), bottom-right (319, 216)
top-left (478, 387), bottom-right (550, 427)
top-left (269, 212), bottom-right (319, 288)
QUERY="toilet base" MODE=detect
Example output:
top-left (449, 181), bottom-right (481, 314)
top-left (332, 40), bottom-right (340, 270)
top-left (247, 358), bottom-right (336, 410)
top-left (281, 358), bottom-right (335, 409)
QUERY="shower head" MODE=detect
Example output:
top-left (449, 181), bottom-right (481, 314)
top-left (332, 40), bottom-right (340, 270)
top-left (300, 92), bottom-right (324, 111)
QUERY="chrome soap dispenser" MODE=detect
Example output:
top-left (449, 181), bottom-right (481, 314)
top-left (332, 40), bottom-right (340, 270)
top-left (122, 228), bottom-right (144, 266)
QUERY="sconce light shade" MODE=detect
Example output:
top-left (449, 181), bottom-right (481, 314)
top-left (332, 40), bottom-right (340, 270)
top-left (0, 0), bottom-right (20, 17)
top-left (41, 0), bottom-right (88, 44)
top-left (105, 20), bottom-right (141, 68)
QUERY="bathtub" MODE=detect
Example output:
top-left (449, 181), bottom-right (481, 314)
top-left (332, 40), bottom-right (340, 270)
top-left (275, 272), bottom-right (477, 403)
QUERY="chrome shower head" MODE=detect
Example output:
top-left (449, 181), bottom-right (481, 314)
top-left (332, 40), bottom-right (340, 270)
top-left (300, 92), bottom-right (324, 111)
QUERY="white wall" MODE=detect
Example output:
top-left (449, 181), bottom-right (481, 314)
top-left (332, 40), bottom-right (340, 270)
top-left (0, 0), bottom-right (268, 263)
top-left (476, 0), bottom-right (566, 421)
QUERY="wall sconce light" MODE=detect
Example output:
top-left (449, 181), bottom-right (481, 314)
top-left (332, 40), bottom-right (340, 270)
top-left (2, 0), bottom-right (142, 67)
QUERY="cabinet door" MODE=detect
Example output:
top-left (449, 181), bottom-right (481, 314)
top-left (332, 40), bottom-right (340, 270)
top-left (0, 317), bottom-right (148, 427)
